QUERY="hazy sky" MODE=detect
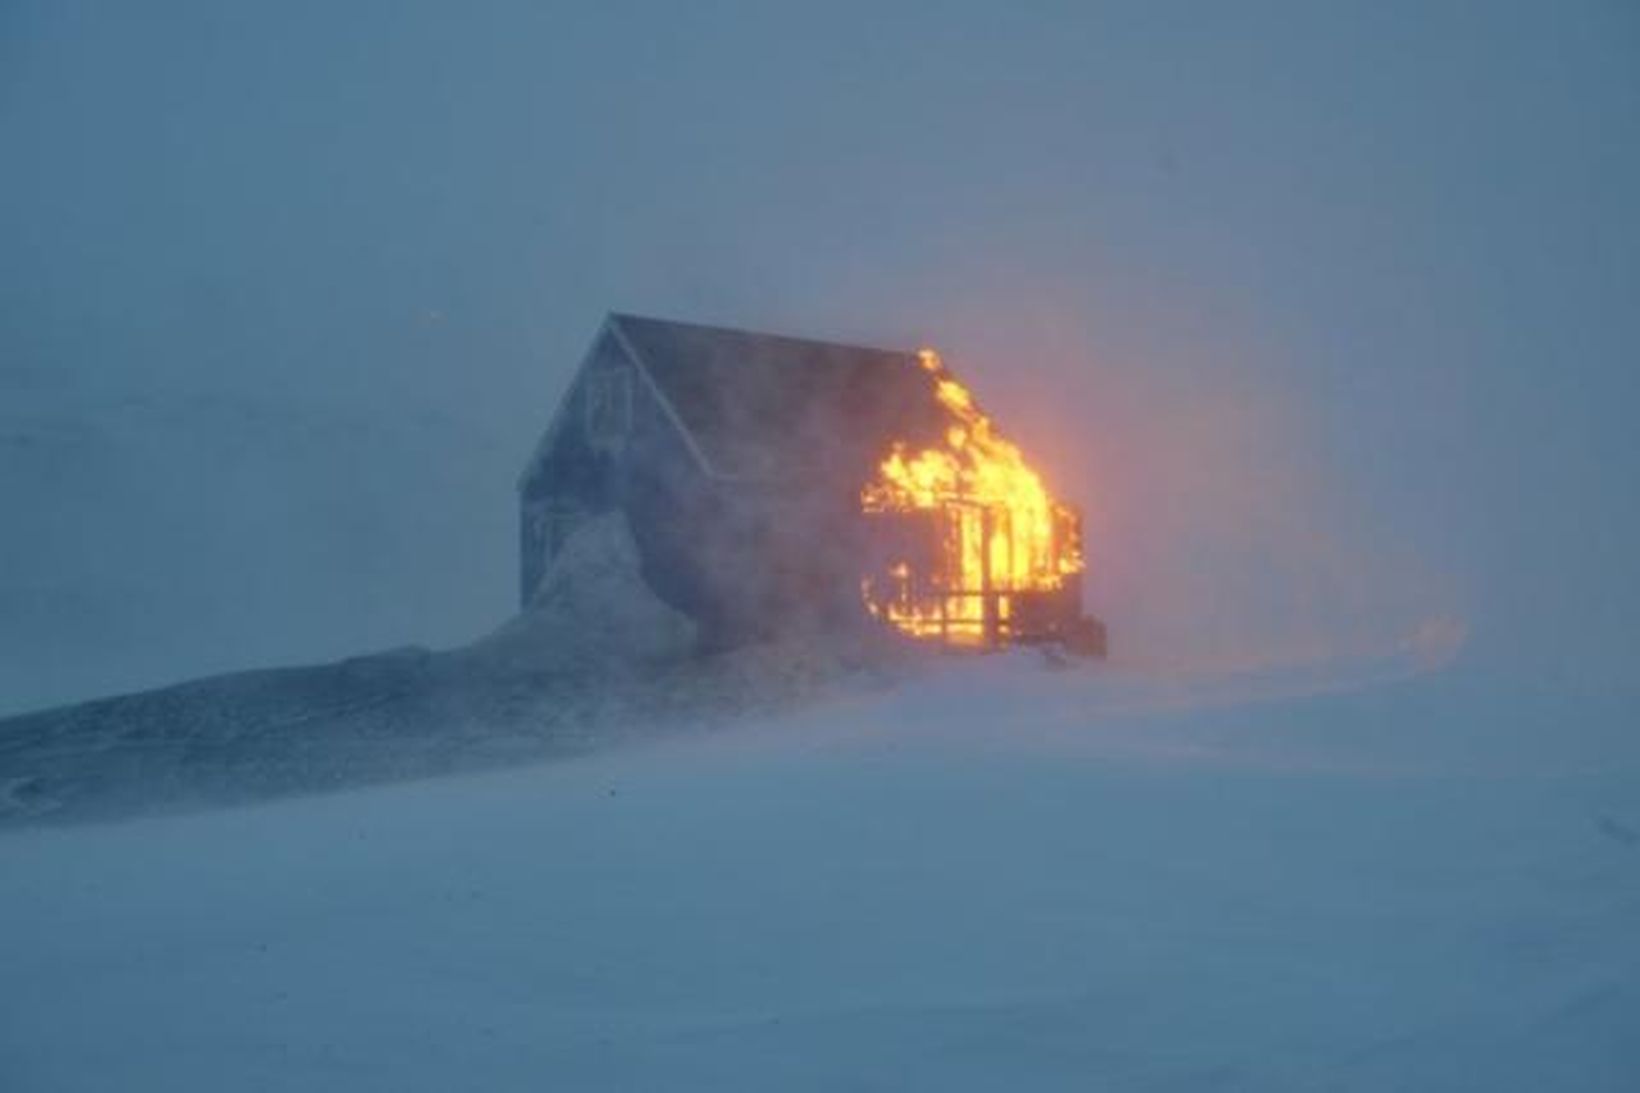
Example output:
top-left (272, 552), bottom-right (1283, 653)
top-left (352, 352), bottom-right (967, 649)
top-left (3, 1), bottom-right (1636, 706)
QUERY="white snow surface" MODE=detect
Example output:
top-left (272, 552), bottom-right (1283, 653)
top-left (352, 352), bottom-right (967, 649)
top-left (3, 660), bottom-right (1637, 1092)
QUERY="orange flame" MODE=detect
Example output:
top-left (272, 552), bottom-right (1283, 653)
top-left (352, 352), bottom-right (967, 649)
top-left (861, 348), bottom-right (1083, 644)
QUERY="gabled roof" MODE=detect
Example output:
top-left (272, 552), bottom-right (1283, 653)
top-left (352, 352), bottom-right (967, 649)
top-left (606, 313), bottom-right (945, 481)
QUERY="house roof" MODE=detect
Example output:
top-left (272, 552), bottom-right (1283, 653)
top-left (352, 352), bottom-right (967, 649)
top-left (607, 313), bottom-right (946, 481)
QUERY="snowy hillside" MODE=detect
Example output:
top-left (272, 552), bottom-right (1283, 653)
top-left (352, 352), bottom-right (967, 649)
top-left (0, 513), bottom-right (926, 825)
top-left (3, 662), bottom-right (1637, 1091)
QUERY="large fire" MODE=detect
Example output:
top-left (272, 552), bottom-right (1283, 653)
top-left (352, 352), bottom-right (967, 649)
top-left (860, 349), bottom-right (1083, 645)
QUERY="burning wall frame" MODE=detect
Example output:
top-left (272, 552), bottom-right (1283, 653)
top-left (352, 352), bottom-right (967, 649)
top-left (861, 499), bottom-right (1086, 647)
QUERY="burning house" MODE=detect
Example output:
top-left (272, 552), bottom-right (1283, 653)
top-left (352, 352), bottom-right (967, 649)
top-left (518, 314), bottom-right (1104, 654)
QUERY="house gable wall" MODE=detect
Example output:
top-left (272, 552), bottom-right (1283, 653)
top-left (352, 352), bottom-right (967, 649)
top-left (517, 328), bottom-right (692, 605)
top-left (519, 320), bottom-right (876, 640)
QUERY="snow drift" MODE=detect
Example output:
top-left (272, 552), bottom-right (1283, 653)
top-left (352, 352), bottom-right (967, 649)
top-left (0, 514), bottom-right (922, 826)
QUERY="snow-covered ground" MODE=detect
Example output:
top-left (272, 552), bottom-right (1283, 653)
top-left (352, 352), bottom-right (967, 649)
top-left (4, 659), bottom-right (1637, 1092)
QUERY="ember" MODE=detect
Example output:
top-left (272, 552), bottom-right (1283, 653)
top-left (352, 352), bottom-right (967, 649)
top-left (861, 348), bottom-right (1086, 647)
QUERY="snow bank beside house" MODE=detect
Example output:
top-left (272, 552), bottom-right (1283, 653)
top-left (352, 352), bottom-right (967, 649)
top-left (459, 512), bottom-right (698, 675)
top-left (0, 514), bottom-right (923, 827)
